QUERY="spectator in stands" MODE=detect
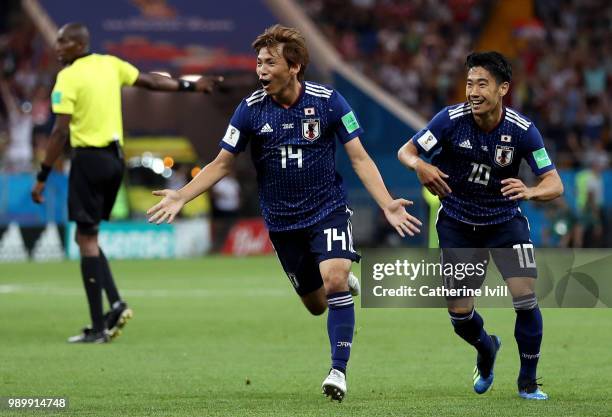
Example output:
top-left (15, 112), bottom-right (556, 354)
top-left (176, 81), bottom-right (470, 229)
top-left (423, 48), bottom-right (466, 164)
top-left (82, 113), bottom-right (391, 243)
top-left (210, 170), bottom-right (241, 252)
top-left (575, 151), bottom-right (608, 247)
top-left (541, 197), bottom-right (580, 248)
top-left (0, 76), bottom-right (33, 171)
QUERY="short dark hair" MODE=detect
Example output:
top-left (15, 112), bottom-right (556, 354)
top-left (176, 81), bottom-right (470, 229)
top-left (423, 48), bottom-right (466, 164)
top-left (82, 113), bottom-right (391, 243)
top-left (465, 51), bottom-right (512, 84)
top-left (60, 22), bottom-right (90, 49)
top-left (252, 24), bottom-right (309, 82)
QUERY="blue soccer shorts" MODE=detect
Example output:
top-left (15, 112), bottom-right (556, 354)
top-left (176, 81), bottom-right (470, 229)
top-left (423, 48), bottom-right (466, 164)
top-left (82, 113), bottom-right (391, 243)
top-left (436, 209), bottom-right (538, 283)
top-left (269, 206), bottom-right (361, 296)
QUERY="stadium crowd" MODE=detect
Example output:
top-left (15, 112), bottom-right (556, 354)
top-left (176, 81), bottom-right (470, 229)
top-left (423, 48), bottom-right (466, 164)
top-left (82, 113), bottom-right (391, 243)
top-left (302, 0), bottom-right (611, 247)
top-left (0, 3), bottom-right (55, 173)
top-left (1, 0), bottom-right (610, 247)
top-left (302, 0), bottom-right (611, 165)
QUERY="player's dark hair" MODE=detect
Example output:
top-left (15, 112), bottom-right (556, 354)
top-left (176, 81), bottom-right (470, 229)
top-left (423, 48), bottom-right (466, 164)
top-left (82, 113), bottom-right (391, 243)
top-left (465, 51), bottom-right (512, 84)
top-left (252, 24), bottom-right (309, 82)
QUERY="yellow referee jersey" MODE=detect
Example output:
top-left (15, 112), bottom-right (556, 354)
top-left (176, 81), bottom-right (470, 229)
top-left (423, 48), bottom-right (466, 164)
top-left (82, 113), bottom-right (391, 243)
top-left (51, 54), bottom-right (139, 147)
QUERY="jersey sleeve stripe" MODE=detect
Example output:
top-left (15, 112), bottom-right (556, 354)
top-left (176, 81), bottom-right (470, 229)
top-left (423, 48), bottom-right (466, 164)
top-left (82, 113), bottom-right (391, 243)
top-left (505, 113), bottom-right (530, 129)
top-left (505, 116), bottom-right (529, 130)
top-left (246, 96), bottom-right (266, 106)
top-left (305, 89), bottom-right (332, 98)
top-left (506, 113), bottom-right (530, 127)
top-left (506, 108), bottom-right (530, 125)
top-left (305, 82), bottom-right (333, 94)
top-left (449, 110), bottom-right (472, 119)
top-left (304, 87), bottom-right (333, 97)
top-left (448, 103), bottom-right (470, 115)
top-left (246, 90), bottom-right (266, 104)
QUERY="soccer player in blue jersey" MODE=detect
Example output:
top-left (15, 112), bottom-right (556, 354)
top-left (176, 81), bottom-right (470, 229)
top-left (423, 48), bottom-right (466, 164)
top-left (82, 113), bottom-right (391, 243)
top-left (398, 52), bottom-right (563, 400)
top-left (147, 24), bottom-right (422, 401)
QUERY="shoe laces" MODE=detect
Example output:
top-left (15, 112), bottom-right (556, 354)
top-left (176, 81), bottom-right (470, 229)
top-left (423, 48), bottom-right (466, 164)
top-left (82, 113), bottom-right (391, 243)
top-left (520, 377), bottom-right (543, 393)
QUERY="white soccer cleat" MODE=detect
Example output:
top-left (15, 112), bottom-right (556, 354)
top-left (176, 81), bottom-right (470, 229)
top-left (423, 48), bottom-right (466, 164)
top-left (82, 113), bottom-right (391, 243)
top-left (322, 369), bottom-right (347, 402)
top-left (348, 272), bottom-right (360, 297)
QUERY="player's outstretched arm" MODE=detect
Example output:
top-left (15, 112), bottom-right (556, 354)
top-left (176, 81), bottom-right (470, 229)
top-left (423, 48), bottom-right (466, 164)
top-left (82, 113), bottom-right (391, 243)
top-left (501, 169), bottom-right (563, 201)
top-left (147, 149), bottom-right (236, 224)
top-left (344, 138), bottom-right (422, 237)
top-left (398, 140), bottom-right (452, 197)
top-left (134, 73), bottom-right (224, 93)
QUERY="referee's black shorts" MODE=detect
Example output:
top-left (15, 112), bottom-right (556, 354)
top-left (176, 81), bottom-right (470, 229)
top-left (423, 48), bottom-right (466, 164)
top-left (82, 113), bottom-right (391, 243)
top-left (68, 146), bottom-right (124, 227)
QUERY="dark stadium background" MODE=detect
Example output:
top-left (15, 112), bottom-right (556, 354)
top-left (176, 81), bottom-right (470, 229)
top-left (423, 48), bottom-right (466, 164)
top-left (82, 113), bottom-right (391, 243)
top-left (2, 0), bottom-right (611, 257)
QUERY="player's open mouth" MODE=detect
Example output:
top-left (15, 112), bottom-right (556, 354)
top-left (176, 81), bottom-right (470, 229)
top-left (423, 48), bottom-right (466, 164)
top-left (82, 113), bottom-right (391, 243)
top-left (471, 99), bottom-right (484, 106)
top-left (260, 79), bottom-right (271, 89)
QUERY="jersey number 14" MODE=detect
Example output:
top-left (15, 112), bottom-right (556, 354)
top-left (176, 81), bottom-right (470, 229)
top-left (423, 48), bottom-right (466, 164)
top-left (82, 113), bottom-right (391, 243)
top-left (280, 145), bottom-right (302, 168)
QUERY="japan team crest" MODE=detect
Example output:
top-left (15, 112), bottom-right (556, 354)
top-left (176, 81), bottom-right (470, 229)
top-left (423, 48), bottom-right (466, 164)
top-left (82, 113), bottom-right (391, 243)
top-left (495, 145), bottom-right (514, 167)
top-left (302, 118), bottom-right (321, 141)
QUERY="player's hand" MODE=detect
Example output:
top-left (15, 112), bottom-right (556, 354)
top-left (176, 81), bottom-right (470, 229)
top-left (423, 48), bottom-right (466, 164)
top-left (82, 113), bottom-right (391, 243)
top-left (31, 181), bottom-right (46, 204)
top-left (501, 178), bottom-right (533, 200)
top-left (383, 199), bottom-right (422, 237)
top-left (147, 189), bottom-right (186, 224)
top-left (195, 75), bottom-right (224, 94)
top-left (415, 160), bottom-right (452, 198)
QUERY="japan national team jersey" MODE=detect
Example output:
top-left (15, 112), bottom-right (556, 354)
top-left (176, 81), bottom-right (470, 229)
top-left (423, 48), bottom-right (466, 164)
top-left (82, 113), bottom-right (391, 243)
top-left (412, 103), bottom-right (555, 225)
top-left (219, 81), bottom-right (364, 232)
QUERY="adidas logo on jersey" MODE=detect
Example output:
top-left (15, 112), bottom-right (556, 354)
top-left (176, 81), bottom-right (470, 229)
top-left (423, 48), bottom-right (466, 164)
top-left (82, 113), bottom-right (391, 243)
top-left (260, 123), bottom-right (273, 133)
top-left (459, 139), bottom-right (472, 149)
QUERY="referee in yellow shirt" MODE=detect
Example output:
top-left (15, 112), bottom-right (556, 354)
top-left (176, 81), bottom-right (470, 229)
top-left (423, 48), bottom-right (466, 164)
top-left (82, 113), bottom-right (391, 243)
top-left (31, 23), bottom-right (221, 343)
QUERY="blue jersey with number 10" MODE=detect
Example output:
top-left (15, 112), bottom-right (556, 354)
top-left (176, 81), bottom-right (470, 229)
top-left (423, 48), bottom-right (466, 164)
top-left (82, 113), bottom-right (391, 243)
top-left (412, 103), bottom-right (555, 225)
top-left (219, 81), bottom-right (364, 232)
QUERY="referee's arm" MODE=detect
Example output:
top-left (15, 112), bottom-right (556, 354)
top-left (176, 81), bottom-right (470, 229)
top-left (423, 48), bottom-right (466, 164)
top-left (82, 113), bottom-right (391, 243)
top-left (32, 114), bottom-right (71, 204)
top-left (134, 73), bottom-right (223, 93)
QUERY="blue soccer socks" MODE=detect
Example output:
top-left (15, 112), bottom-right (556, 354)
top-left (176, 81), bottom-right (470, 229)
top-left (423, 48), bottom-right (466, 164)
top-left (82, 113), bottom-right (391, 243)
top-left (449, 308), bottom-right (495, 372)
top-left (327, 291), bottom-right (355, 373)
top-left (513, 295), bottom-right (543, 381)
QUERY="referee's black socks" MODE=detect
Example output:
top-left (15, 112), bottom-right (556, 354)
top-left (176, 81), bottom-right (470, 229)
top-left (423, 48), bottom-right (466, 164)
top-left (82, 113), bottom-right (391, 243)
top-left (99, 248), bottom-right (121, 306)
top-left (80, 256), bottom-right (105, 332)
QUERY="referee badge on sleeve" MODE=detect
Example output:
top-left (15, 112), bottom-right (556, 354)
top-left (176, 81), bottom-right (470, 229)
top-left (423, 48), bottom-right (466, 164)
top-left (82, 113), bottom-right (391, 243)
top-left (302, 119), bottom-right (320, 141)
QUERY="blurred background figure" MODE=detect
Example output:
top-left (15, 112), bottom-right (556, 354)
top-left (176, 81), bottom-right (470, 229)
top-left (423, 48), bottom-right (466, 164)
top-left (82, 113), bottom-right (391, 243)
top-left (0, 76), bottom-right (33, 171)
top-left (575, 151), bottom-right (608, 247)
top-left (210, 170), bottom-right (241, 252)
top-left (541, 197), bottom-right (580, 248)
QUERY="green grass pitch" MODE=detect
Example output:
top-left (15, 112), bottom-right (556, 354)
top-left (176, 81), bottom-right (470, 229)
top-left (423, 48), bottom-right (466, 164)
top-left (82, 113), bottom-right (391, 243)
top-left (1, 256), bottom-right (611, 416)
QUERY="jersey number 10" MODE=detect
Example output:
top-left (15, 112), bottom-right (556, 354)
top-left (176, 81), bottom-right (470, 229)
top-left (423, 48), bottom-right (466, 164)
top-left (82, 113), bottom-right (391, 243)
top-left (468, 162), bottom-right (491, 186)
top-left (280, 145), bottom-right (303, 168)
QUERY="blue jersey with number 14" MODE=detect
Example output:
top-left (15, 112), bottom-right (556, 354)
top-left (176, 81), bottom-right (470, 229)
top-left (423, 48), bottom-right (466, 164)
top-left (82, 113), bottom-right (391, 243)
top-left (219, 81), bottom-right (364, 232)
top-left (412, 103), bottom-right (555, 225)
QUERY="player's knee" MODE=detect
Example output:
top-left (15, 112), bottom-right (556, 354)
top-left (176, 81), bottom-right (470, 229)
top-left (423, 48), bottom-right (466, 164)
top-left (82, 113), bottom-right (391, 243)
top-left (76, 222), bottom-right (99, 238)
top-left (322, 269), bottom-right (349, 293)
top-left (447, 300), bottom-right (474, 315)
top-left (448, 306), bottom-right (473, 315)
top-left (512, 292), bottom-right (538, 312)
top-left (76, 223), bottom-right (100, 257)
